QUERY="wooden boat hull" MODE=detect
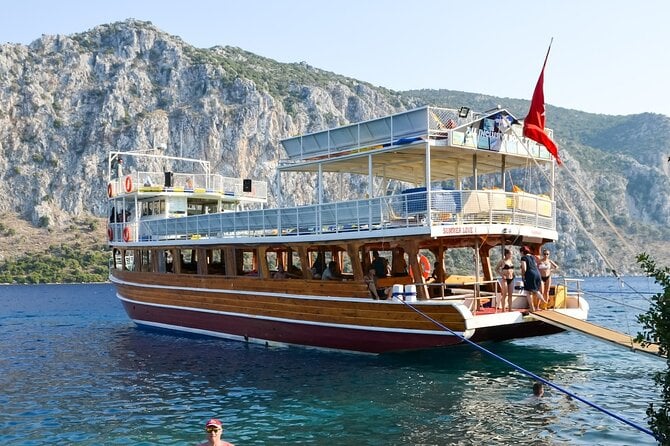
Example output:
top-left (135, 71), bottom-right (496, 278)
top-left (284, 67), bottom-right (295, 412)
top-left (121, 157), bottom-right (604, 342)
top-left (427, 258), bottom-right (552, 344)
top-left (119, 299), bottom-right (466, 353)
top-left (111, 270), bottom-right (566, 353)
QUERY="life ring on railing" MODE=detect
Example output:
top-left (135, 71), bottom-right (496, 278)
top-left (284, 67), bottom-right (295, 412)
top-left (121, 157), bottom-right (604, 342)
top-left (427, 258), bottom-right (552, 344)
top-left (107, 183), bottom-right (113, 198)
top-left (124, 175), bottom-right (133, 193)
top-left (107, 227), bottom-right (114, 241)
top-left (122, 226), bottom-right (131, 242)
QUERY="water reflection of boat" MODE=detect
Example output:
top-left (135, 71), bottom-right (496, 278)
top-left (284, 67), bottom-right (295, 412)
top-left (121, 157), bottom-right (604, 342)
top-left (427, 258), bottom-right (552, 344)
top-left (106, 106), bottom-right (588, 353)
top-left (107, 325), bottom-right (581, 381)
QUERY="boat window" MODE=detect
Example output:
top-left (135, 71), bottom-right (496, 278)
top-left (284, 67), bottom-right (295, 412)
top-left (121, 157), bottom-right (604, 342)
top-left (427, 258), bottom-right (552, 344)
top-left (288, 251), bottom-right (303, 278)
top-left (180, 249), bottom-right (198, 274)
top-left (307, 247), bottom-right (352, 279)
top-left (140, 199), bottom-right (165, 217)
top-left (124, 251), bottom-right (135, 271)
top-left (165, 250), bottom-right (174, 273)
top-left (266, 251), bottom-right (279, 271)
top-left (140, 249), bottom-right (152, 272)
top-left (235, 248), bottom-right (258, 276)
top-left (207, 249), bottom-right (226, 275)
top-left (112, 248), bottom-right (122, 270)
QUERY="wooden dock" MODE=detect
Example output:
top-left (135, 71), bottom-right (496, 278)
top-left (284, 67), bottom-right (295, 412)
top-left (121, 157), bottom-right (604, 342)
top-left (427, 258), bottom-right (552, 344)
top-left (531, 310), bottom-right (663, 358)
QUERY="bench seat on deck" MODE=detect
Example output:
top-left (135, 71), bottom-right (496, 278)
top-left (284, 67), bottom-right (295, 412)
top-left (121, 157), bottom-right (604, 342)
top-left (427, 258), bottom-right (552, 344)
top-left (377, 275), bottom-right (414, 288)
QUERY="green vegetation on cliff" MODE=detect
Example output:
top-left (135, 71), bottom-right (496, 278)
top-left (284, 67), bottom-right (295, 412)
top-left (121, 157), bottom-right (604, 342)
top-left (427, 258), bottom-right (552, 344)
top-left (0, 244), bottom-right (109, 284)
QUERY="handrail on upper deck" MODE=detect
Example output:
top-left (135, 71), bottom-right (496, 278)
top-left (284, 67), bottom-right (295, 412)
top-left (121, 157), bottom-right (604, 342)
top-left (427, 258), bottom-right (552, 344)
top-left (107, 189), bottom-right (556, 246)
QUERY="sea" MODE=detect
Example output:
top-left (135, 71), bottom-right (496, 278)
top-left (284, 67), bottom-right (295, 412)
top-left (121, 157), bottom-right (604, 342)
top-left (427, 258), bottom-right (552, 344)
top-left (0, 277), bottom-right (664, 445)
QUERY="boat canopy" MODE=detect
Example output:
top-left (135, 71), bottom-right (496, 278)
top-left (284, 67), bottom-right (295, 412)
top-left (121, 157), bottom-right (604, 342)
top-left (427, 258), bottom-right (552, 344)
top-left (279, 106), bottom-right (554, 183)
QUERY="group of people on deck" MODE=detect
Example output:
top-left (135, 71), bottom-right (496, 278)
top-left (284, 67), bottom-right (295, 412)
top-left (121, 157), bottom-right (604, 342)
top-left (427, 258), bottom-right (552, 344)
top-left (296, 246), bottom-right (558, 309)
top-left (495, 246), bottom-right (559, 312)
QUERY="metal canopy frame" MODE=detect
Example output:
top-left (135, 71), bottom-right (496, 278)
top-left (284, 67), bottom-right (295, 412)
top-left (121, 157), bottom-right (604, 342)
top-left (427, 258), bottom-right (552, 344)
top-left (278, 106), bottom-right (553, 185)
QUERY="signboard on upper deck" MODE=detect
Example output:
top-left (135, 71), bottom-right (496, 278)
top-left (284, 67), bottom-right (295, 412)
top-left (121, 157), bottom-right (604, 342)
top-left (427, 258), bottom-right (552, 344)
top-left (448, 112), bottom-right (551, 160)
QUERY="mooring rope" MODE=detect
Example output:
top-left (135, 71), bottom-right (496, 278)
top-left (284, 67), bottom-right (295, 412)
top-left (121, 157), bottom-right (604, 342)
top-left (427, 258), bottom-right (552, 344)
top-left (392, 296), bottom-right (658, 440)
top-left (580, 289), bottom-right (650, 312)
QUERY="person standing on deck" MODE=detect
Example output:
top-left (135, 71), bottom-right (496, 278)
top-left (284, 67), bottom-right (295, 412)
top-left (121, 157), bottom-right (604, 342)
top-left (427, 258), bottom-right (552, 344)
top-left (538, 249), bottom-right (559, 303)
top-left (520, 246), bottom-right (545, 311)
top-left (495, 248), bottom-right (515, 312)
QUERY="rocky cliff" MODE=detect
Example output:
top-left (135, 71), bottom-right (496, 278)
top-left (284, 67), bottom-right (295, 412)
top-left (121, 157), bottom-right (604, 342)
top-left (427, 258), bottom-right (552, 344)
top-left (0, 19), bottom-right (668, 275)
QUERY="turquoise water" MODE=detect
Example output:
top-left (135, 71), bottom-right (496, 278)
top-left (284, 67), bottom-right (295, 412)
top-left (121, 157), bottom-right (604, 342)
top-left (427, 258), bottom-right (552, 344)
top-left (0, 278), bottom-right (663, 445)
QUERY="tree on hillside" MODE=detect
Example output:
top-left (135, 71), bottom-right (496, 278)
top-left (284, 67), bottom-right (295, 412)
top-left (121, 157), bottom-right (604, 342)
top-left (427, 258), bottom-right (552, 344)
top-left (636, 253), bottom-right (670, 443)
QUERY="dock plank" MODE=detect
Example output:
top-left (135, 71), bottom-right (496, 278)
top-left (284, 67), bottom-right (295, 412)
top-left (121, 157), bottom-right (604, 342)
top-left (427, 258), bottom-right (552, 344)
top-left (531, 310), bottom-right (663, 358)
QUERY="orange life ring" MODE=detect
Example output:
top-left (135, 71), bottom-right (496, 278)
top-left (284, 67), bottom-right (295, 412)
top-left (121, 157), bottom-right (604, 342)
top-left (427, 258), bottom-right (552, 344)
top-left (122, 226), bottom-right (131, 242)
top-left (107, 183), bottom-right (113, 198)
top-left (124, 176), bottom-right (133, 193)
top-left (107, 227), bottom-right (114, 241)
top-left (419, 255), bottom-right (431, 280)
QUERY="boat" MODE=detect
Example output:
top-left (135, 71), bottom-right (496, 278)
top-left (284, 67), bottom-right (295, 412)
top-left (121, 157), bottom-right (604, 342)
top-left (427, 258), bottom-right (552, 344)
top-left (106, 105), bottom-right (589, 354)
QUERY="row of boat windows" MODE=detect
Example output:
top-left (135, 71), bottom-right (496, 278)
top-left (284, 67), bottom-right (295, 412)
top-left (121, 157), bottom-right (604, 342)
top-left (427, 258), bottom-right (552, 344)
top-left (111, 245), bottom-right (483, 280)
top-left (110, 198), bottom-right (239, 222)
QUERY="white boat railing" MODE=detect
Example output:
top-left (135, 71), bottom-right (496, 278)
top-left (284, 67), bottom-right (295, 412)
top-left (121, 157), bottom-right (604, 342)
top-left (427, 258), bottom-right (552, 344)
top-left (108, 189), bottom-right (555, 243)
top-left (108, 170), bottom-right (268, 202)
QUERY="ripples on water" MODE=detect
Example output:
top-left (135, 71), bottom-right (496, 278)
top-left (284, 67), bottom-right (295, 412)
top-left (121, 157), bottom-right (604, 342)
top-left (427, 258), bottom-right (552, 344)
top-left (0, 279), bottom-right (663, 445)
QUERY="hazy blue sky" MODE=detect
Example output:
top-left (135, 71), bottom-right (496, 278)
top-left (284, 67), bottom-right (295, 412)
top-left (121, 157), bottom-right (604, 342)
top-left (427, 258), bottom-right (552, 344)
top-left (2, 0), bottom-right (668, 117)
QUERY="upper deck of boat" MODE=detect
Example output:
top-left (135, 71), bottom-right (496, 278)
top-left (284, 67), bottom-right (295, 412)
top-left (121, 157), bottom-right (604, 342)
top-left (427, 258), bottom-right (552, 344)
top-left (278, 106), bottom-right (554, 179)
top-left (107, 106), bottom-right (559, 246)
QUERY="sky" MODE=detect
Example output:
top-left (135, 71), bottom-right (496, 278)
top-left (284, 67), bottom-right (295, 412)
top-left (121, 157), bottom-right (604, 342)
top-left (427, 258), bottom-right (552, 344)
top-left (2, 0), bottom-right (668, 117)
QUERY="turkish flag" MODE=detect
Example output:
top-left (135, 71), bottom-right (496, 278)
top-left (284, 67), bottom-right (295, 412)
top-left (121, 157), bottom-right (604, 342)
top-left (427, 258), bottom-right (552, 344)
top-left (523, 44), bottom-right (561, 165)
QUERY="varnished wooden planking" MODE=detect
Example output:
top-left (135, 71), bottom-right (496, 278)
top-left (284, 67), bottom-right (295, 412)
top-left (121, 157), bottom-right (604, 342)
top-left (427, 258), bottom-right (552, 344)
top-left (119, 286), bottom-right (466, 326)
top-left (117, 283), bottom-right (467, 331)
top-left (117, 282), bottom-right (463, 316)
top-left (114, 270), bottom-right (370, 298)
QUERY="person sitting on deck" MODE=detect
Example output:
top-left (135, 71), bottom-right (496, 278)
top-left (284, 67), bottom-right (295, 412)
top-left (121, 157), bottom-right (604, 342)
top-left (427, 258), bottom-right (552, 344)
top-left (273, 265), bottom-right (288, 279)
top-left (321, 261), bottom-right (342, 281)
top-left (364, 267), bottom-right (389, 300)
top-left (287, 264), bottom-right (303, 279)
top-left (311, 253), bottom-right (326, 279)
top-left (371, 250), bottom-right (389, 278)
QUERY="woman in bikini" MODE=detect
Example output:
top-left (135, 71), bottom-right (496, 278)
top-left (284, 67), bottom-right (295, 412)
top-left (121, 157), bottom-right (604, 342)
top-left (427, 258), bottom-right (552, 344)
top-left (495, 248), bottom-right (515, 312)
top-left (538, 249), bottom-right (559, 303)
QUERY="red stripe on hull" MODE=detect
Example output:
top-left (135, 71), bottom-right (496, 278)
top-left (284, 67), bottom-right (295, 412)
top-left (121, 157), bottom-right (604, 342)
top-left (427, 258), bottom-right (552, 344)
top-left (120, 300), bottom-right (464, 354)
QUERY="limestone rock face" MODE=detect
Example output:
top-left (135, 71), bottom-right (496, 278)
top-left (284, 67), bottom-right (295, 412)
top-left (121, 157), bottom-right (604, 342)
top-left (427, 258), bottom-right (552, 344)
top-left (0, 20), bottom-right (407, 226)
top-left (0, 19), bottom-right (668, 275)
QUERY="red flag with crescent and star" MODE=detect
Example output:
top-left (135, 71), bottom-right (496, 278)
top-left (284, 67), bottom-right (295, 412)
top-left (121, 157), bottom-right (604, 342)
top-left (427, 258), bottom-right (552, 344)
top-left (523, 41), bottom-right (561, 165)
